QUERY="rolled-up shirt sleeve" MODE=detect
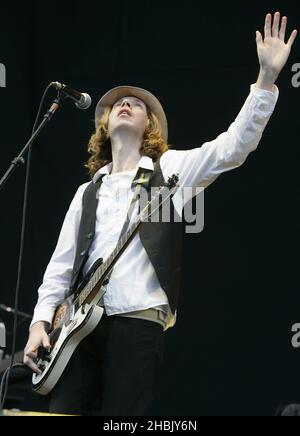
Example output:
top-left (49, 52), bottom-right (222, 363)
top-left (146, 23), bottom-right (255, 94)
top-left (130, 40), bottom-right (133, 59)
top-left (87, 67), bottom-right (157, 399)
top-left (30, 183), bottom-right (89, 328)
top-left (161, 84), bottom-right (279, 210)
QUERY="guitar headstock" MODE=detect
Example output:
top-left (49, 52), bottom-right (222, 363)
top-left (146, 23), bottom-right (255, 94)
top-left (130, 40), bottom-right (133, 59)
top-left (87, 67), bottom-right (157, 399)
top-left (140, 173), bottom-right (180, 222)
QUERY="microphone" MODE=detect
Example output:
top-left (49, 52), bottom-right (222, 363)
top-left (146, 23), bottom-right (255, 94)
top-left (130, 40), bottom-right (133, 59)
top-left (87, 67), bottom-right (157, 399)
top-left (0, 304), bottom-right (32, 319)
top-left (51, 81), bottom-right (92, 110)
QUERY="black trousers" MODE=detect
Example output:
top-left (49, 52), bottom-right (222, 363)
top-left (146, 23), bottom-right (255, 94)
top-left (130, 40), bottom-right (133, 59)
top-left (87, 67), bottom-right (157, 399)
top-left (48, 313), bottom-right (164, 416)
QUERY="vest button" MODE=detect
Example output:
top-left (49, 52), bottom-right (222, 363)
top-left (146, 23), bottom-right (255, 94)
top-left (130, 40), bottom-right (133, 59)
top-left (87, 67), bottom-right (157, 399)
top-left (80, 250), bottom-right (86, 257)
top-left (87, 233), bottom-right (93, 240)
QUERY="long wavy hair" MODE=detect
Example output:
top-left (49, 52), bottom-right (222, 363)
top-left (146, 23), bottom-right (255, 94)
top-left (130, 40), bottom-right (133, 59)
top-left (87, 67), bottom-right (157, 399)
top-left (85, 107), bottom-right (169, 177)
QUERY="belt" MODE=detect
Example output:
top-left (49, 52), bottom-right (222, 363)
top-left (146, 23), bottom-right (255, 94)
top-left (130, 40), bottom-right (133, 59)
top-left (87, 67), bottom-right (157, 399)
top-left (101, 307), bottom-right (166, 329)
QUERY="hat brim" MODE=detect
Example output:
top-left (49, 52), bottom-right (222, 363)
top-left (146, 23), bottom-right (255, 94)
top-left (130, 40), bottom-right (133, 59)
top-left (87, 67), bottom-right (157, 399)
top-left (95, 86), bottom-right (168, 142)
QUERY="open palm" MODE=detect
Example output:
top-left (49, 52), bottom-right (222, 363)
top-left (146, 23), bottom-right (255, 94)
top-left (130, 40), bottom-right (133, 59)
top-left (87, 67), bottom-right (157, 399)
top-left (256, 12), bottom-right (297, 78)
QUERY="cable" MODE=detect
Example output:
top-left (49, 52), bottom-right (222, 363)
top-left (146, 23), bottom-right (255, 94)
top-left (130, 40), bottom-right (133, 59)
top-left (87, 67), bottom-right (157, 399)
top-left (0, 83), bottom-right (53, 411)
top-left (0, 364), bottom-right (29, 411)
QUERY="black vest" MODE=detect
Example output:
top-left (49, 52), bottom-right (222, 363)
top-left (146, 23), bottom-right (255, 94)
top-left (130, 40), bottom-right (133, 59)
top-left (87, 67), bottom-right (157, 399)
top-left (69, 159), bottom-right (184, 314)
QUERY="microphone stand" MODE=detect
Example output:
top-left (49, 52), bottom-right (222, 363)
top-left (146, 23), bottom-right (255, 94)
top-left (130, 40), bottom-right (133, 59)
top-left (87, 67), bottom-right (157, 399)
top-left (0, 305), bottom-right (32, 320)
top-left (0, 93), bottom-right (65, 192)
top-left (0, 89), bottom-right (67, 415)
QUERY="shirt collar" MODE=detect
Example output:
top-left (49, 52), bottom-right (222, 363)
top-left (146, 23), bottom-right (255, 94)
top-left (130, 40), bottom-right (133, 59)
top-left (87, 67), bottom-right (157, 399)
top-left (92, 156), bottom-right (154, 183)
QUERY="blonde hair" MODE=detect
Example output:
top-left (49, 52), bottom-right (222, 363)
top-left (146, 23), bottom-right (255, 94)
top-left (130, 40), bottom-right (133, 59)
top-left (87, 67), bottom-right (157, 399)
top-left (85, 107), bottom-right (169, 177)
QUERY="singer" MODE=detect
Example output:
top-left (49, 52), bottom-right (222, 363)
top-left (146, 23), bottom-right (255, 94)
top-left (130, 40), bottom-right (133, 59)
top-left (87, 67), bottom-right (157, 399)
top-left (23, 13), bottom-right (297, 415)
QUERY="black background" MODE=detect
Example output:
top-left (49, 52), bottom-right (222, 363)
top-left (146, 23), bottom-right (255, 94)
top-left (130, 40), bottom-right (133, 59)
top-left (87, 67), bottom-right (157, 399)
top-left (0, 1), bottom-right (299, 416)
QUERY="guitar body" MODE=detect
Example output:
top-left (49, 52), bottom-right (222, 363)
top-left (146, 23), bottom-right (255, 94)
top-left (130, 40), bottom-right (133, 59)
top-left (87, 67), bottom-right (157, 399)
top-left (32, 301), bottom-right (104, 395)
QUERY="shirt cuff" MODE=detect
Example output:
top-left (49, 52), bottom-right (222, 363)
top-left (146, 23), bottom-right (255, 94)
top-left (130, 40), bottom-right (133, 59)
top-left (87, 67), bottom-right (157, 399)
top-left (30, 306), bottom-right (55, 329)
top-left (250, 83), bottom-right (279, 100)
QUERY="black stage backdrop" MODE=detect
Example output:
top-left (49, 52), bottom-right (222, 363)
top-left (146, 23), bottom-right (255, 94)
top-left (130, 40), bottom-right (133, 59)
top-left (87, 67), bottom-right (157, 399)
top-left (0, 0), bottom-right (299, 416)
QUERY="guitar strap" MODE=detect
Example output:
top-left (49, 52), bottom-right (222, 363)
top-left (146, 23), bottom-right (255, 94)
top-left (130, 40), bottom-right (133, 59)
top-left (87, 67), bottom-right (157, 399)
top-left (69, 162), bottom-right (156, 296)
top-left (102, 166), bottom-right (153, 286)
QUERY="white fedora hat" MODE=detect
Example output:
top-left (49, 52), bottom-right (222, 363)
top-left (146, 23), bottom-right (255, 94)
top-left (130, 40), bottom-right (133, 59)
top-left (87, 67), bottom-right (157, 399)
top-left (95, 85), bottom-right (168, 142)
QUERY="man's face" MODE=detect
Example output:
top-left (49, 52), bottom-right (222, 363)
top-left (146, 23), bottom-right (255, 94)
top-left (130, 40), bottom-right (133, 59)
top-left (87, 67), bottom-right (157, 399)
top-left (108, 96), bottom-right (148, 139)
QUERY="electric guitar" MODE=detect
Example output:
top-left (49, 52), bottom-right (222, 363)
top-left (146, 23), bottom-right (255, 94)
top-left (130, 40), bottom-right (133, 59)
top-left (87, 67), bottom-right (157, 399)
top-left (32, 174), bottom-right (179, 395)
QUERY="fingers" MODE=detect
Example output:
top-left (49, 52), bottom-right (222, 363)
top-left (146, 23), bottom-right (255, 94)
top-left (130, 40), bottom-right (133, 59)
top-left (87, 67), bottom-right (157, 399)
top-left (263, 12), bottom-right (297, 47)
top-left (23, 347), bottom-right (42, 375)
top-left (279, 16), bottom-right (287, 41)
top-left (272, 12), bottom-right (280, 38)
top-left (265, 12), bottom-right (281, 38)
top-left (24, 358), bottom-right (42, 375)
top-left (288, 29), bottom-right (298, 48)
top-left (23, 330), bottom-right (51, 375)
top-left (42, 334), bottom-right (51, 352)
top-left (256, 31), bottom-right (263, 46)
top-left (264, 13), bottom-right (272, 38)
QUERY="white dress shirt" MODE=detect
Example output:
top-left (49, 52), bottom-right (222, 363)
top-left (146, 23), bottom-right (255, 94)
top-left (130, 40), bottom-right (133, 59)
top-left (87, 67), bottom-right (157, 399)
top-left (31, 84), bottom-right (279, 331)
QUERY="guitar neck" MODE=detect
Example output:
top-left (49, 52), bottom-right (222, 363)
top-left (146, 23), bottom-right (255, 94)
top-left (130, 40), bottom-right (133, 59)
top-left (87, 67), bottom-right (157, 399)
top-left (77, 217), bottom-right (142, 306)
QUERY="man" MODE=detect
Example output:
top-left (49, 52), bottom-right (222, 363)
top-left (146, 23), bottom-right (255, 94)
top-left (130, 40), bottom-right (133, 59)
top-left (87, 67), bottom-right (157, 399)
top-left (24, 13), bottom-right (297, 415)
